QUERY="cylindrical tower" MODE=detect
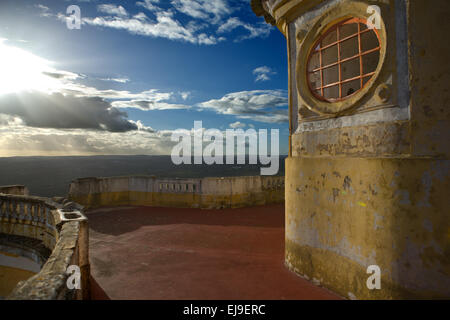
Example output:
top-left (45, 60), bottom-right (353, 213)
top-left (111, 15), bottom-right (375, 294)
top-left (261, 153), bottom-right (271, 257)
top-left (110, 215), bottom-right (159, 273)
top-left (252, 0), bottom-right (450, 299)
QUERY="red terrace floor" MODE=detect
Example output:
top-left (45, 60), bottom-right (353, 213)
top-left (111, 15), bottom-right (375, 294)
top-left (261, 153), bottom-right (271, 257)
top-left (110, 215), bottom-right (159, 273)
top-left (86, 204), bottom-right (341, 300)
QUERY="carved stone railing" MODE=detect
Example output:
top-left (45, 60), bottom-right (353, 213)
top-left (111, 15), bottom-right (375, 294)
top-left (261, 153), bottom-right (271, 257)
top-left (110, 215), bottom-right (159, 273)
top-left (0, 194), bottom-right (89, 300)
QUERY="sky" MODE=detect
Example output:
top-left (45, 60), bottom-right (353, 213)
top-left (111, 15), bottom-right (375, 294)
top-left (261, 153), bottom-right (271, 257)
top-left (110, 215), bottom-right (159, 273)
top-left (0, 0), bottom-right (288, 156)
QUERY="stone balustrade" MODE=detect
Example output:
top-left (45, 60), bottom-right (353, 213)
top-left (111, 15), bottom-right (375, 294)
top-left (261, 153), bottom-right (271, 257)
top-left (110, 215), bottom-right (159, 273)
top-left (0, 193), bottom-right (89, 300)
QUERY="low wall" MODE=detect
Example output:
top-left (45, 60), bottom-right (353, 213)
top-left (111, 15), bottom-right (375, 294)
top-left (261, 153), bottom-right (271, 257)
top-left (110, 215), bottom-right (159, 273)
top-left (0, 194), bottom-right (90, 300)
top-left (0, 185), bottom-right (29, 196)
top-left (68, 175), bottom-right (284, 209)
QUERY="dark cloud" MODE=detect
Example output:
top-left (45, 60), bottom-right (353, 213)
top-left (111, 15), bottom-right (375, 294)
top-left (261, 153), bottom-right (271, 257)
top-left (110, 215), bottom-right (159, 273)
top-left (0, 91), bottom-right (139, 132)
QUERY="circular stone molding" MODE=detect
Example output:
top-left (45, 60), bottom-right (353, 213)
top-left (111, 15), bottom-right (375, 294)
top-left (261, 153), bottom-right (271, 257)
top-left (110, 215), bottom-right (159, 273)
top-left (296, 1), bottom-right (387, 115)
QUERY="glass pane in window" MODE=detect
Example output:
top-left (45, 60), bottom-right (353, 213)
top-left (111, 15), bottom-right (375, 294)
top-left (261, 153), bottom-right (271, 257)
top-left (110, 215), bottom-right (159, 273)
top-left (362, 50), bottom-right (380, 74)
top-left (361, 30), bottom-right (379, 52)
top-left (322, 29), bottom-right (337, 47)
top-left (340, 36), bottom-right (359, 59)
top-left (322, 45), bottom-right (338, 66)
top-left (323, 65), bottom-right (339, 86)
top-left (308, 71), bottom-right (321, 89)
top-left (341, 57), bottom-right (360, 80)
top-left (308, 52), bottom-right (320, 71)
top-left (340, 22), bottom-right (358, 38)
top-left (324, 85), bottom-right (339, 100)
top-left (360, 23), bottom-right (368, 31)
top-left (342, 79), bottom-right (361, 97)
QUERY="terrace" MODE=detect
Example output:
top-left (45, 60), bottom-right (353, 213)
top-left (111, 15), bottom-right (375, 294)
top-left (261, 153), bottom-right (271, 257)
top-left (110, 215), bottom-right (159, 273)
top-left (1, 178), bottom-right (340, 300)
top-left (87, 204), bottom-right (339, 300)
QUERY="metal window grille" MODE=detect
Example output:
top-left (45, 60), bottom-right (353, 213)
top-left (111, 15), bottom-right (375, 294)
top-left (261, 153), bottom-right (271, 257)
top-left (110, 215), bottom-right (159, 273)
top-left (307, 18), bottom-right (381, 102)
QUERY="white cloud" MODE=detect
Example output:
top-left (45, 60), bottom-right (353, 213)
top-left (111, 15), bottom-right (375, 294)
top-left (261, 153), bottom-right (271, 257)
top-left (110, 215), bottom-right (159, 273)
top-left (217, 17), bottom-right (271, 41)
top-left (229, 121), bottom-right (246, 129)
top-left (60, 84), bottom-right (191, 111)
top-left (180, 91), bottom-right (191, 100)
top-left (35, 4), bottom-right (51, 17)
top-left (97, 4), bottom-right (128, 17)
top-left (171, 0), bottom-right (231, 24)
top-left (253, 66), bottom-right (276, 82)
top-left (47, 1), bottom-right (272, 45)
top-left (111, 100), bottom-right (190, 111)
top-left (80, 11), bottom-right (223, 45)
top-left (100, 77), bottom-right (130, 83)
top-left (133, 12), bottom-right (149, 21)
top-left (198, 90), bottom-right (288, 123)
top-left (136, 0), bottom-right (162, 13)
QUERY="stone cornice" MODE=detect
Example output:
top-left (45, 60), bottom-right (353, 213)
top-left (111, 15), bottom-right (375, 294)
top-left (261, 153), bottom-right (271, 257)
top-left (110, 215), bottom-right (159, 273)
top-left (251, 0), bottom-right (326, 35)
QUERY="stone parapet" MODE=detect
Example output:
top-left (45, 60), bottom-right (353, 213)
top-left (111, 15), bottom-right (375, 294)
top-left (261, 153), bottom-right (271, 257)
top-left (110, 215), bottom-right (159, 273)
top-left (0, 185), bottom-right (29, 196)
top-left (0, 194), bottom-right (89, 300)
top-left (68, 175), bottom-right (284, 209)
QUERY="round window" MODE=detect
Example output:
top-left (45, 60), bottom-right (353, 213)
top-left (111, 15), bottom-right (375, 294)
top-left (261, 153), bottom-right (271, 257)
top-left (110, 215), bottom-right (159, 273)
top-left (307, 18), bottom-right (381, 102)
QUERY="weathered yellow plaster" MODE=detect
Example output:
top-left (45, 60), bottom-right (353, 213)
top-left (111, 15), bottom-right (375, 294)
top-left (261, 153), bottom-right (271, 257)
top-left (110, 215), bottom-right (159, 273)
top-left (285, 157), bottom-right (450, 299)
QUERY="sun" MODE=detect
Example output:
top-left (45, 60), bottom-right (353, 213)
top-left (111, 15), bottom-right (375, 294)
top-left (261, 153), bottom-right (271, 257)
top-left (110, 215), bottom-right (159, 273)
top-left (0, 39), bottom-right (62, 95)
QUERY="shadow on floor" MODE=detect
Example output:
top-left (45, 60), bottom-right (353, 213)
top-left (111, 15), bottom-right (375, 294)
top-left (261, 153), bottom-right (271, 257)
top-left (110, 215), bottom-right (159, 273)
top-left (90, 275), bottom-right (110, 300)
top-left (86, 204), bottom-right (285, 236)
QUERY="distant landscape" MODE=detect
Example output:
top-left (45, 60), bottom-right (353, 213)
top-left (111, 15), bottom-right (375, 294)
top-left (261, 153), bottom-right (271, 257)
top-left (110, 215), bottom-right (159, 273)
top-left (0, 155), bottom-right (286, 197)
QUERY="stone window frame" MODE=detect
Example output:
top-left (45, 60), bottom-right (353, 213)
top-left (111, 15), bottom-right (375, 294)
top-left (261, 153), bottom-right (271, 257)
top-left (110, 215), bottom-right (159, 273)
top-left (296, 3), bottom-right (387, 116)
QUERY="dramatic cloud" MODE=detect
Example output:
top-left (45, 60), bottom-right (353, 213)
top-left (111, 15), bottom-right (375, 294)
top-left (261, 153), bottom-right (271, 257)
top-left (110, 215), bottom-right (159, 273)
top-left (0, 40), bottom-right (190, 123)
top-left (198, 90), bottom-right (288, 123)
top-left (253, 66), bottom-right (276, 82)
top-left (0, 91), bottom-right (152, 132)
top-left (0, 40), bottom-right (200, 156)
top-left (0, 125), bottom-right (175, 157)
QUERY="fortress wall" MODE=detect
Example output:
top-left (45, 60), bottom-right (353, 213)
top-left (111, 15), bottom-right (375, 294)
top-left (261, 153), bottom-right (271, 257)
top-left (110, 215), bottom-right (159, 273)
top-left (68, 175), bottom-right (284, 209)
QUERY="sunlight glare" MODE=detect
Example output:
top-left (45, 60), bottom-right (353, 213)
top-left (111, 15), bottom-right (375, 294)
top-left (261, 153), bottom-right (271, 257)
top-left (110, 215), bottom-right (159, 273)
top-left (0, 40), bottom-right (64, 95)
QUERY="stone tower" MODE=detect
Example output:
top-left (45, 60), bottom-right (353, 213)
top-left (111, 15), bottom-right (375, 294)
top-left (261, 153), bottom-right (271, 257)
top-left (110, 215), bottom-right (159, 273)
top-left (252, 0), bottom-right (449, 299)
